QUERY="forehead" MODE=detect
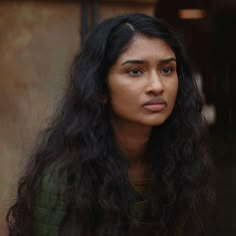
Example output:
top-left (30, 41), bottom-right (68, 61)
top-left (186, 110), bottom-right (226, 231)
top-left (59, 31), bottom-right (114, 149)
top-left (116, 35), bottom-right (176, 63)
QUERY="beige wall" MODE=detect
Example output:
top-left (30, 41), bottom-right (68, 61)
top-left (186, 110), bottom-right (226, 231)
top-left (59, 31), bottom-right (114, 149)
top-left (100, 0), bottom-right (155, 20)
top-left (0, 1), bottom-right (81, 232)
top-left (0, 0), bottom-right (156, 233)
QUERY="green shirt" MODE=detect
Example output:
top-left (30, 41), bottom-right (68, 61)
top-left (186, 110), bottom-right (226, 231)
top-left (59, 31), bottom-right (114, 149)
top-left (34, 172), bottom-right (160, 236)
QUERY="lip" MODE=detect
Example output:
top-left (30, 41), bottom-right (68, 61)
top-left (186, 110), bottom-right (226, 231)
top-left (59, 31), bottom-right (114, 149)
top-left (143, 99), bottom-right (167, 112)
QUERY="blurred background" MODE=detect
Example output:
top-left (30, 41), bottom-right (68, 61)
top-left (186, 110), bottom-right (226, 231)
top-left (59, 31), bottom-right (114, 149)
top-left (0, 0), bottom-right (235, 235)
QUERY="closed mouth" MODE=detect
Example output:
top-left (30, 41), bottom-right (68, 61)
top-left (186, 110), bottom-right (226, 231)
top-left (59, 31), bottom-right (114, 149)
top-left (143, 99), bottom-right (167, 111)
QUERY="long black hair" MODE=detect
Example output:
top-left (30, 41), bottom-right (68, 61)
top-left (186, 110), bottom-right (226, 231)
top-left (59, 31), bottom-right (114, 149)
top-left (7, 13), bottom-right (214, 236)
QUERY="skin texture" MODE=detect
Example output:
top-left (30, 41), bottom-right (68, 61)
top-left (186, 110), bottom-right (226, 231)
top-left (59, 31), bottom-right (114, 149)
top-left (108, 35), bottom-right (179, 178)
top-left (108, 35), bottom-right (178, 128)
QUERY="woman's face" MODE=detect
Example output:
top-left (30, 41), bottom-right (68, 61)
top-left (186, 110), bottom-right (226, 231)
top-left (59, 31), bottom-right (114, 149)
top-left (108, 35), bottom-right (179, 127)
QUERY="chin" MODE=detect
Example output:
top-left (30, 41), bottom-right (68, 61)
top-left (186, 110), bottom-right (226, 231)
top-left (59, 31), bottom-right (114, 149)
top-left (136, 119), bottom-right (167, 127)
top-left (141, 115), bottom-right (170, 126)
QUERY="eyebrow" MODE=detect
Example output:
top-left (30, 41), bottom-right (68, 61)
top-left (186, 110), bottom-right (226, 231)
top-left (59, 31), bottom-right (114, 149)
top-left (121, 57), bottom-right (176, 66)
top-left (160, 57), bottom-right (176, 63)
top-left (121, 59), bottom-right (145, 65)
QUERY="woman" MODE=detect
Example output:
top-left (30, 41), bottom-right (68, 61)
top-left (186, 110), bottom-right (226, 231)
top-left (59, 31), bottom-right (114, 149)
top-left (7, 13), bottom-right (214, 236)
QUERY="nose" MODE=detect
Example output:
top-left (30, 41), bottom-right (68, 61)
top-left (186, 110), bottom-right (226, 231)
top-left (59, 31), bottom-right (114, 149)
top-left (145, 71), bottom-right (164, 95)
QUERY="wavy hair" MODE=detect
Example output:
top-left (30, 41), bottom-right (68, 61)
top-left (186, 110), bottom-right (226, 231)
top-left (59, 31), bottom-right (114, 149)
top-left (7, 13), bottom-right (214, 236)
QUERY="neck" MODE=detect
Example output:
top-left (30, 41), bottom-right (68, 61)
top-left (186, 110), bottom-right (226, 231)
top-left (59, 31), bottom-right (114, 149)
top-left (111, 115), bottom-right (152, 179)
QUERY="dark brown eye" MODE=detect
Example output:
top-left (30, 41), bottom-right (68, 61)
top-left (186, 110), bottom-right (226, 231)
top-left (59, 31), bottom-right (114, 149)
top-left (128, 68), bottom-right (143, 76)
top-left (160, 66), bottom-right (173, 75)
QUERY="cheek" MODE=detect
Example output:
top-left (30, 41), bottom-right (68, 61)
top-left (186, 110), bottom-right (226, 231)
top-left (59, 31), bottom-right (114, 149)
top-left (168, 80), bottom-right (179, 106)
top-left (109, 82), bottom-right (127, 110)
top-left (109, 77), bottom-right (137, 105)
top-left (173, 81), bottom-right (179, 101)
top-left (110, 87), bottom-right (136, 110)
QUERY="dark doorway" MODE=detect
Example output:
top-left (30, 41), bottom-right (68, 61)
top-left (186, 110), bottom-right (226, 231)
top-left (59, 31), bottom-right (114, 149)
top-left (155, 1), bottom-right (236, 235)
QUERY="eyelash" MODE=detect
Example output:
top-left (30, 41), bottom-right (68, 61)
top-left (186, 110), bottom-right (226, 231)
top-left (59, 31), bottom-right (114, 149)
top-left (127, 68), bottom-right (144, 76)
top-left (160, 66), bottom-right (174, 75)
top-left (127, 66), bottom-right (175, 77)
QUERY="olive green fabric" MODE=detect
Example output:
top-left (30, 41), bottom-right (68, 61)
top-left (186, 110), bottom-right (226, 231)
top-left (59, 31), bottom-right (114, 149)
top-left (34, 171), bottom-right (68, 236)
top-left (129, 178), bottom-right (151, 222)
top-left (34, 172), bottom-right (154, 236)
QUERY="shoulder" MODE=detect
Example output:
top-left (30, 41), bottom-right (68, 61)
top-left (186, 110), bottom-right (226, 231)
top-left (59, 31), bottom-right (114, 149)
top-left (34, 167), bottom-right (68, 235)
top-left (36, 168), bottom-right (67, 208)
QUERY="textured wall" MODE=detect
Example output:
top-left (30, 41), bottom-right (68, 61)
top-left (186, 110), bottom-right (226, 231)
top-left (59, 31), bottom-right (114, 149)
top-left (100, 1), bottom-right (155, 20)
top-left (0, 1), bottom-right (81, 232)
